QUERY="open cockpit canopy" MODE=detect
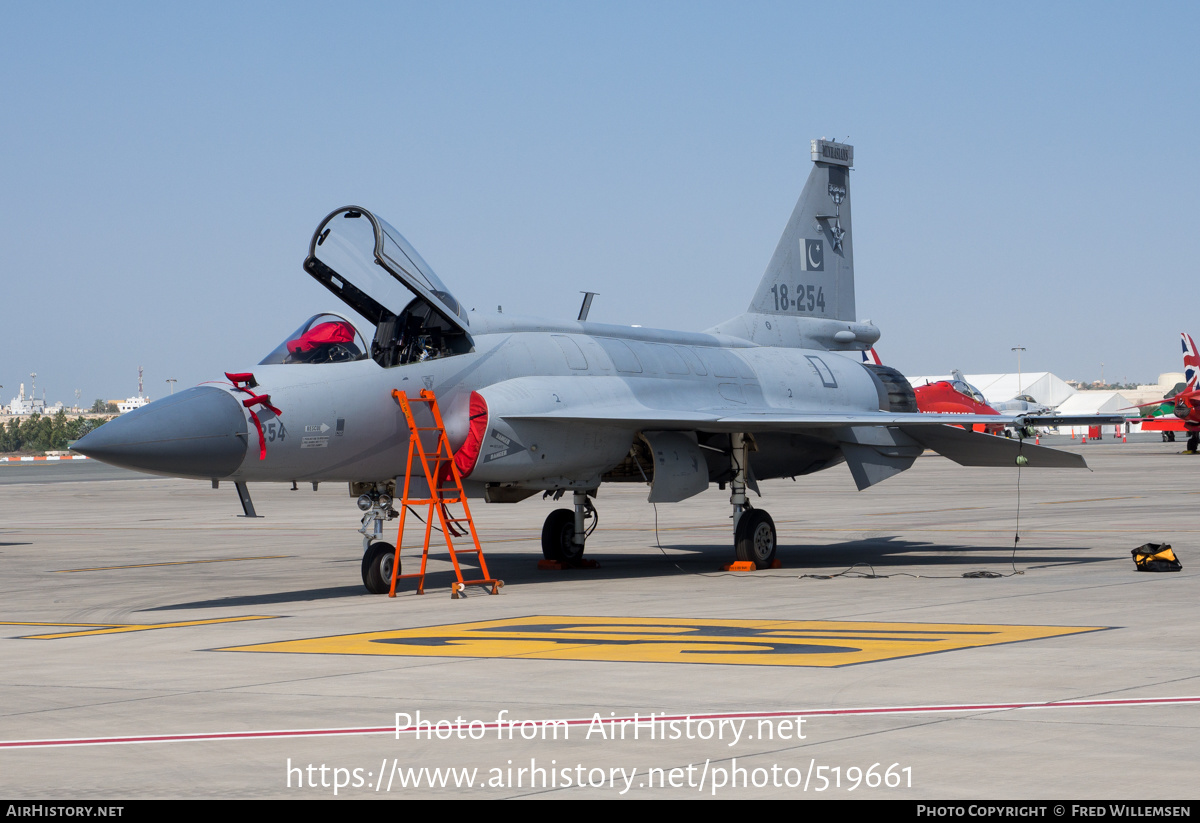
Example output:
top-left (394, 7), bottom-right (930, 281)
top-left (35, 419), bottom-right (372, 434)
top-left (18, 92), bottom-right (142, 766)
top-left (304, 207), bottom-right (473, 368)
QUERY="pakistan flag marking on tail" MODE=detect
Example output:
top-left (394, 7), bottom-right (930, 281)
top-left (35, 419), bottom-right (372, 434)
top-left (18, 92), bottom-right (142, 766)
top-left (800, 239), bottom-right (824, 271)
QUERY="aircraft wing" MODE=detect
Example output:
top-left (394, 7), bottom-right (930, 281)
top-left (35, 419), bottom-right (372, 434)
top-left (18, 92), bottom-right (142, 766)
top-left (487, 375), bottom-right (1123, 431)
top-left (503, 408), bottom-right (1099, 469)
top-left (1139, 418), bottom-right (1186, 431)
top-left (509, 409), bottom-right (996, 428)
top-left (506, 407), bottom-right (1123, 432)
top-left (483, 377), bottom-right (1125, 477)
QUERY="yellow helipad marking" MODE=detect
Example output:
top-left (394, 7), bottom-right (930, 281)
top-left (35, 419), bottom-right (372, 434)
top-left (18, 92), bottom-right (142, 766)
top-left (4, 616), bottom-right (277, 639)
top-left (55, 556), bottom-right (289, 572)
top-left (223, 616), bottom-right (1106, 667)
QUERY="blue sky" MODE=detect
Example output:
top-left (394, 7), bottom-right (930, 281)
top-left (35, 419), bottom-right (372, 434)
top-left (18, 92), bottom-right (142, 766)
top-left (3, 1), bottom-right (1197, 405)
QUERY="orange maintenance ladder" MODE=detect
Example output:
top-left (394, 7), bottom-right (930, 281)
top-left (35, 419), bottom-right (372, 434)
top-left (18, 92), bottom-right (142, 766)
top-left (387, 389), bottom-right (501, 598)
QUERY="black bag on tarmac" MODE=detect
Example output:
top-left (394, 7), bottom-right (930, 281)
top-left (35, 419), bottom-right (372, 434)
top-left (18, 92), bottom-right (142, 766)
top-left (1131, 543), bottom-right (1183, 572)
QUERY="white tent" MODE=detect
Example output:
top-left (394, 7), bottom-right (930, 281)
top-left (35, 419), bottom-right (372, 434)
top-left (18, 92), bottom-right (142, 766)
top-left (1054, 391), bottom-right (1133, 437)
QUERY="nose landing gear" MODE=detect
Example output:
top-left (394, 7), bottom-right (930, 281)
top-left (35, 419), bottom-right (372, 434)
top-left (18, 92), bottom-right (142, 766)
top-left (355, 483), bottom-right (398, 594)
top-left (362, 541), bottom-right (399, 594)
top-left (541, 490), bottom-right (596, 564)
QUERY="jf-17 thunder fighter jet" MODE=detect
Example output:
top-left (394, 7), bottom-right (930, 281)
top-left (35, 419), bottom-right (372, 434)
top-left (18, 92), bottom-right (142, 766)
top-left (74, 139), bottom-right (1111, 593)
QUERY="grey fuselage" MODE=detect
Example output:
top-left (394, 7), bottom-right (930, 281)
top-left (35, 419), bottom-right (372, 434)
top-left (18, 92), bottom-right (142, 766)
top-left (197, 311), bottom-right (884, 494)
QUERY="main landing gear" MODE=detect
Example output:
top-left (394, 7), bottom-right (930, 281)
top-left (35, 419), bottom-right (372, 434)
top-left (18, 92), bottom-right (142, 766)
top-left (734, 508), bottom-right (777, 567)
top-left (729, 432), bottom-right (776, 568)
top-left (535, 433), bottom-right (779, 570)
top-left (541, 490), bottom-right (596, 563)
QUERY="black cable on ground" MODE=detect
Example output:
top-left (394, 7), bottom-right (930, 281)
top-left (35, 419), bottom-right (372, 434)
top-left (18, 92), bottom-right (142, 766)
top-left (802, 436), bottom-right (1031, 582)
top-left (637, 434), bottom-right (1034, 582)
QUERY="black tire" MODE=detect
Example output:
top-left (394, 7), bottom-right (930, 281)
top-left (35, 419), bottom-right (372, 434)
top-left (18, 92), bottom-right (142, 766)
top-left (541, 508), bottom-right (584, 562)
top-left (362, 541), bottom-right (399, 594)
top-left (734, 509), bottom-right (777, 567)
top-left (1189, 432), bottom-right (1199, 452)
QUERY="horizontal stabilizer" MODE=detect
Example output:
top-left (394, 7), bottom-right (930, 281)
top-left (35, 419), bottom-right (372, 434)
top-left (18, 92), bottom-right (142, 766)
top-left (900, 425), bottom-right (1087, 469)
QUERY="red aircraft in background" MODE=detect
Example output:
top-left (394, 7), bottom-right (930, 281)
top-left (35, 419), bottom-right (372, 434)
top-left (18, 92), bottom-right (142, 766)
top-left (913, 373), bottom-right (1004, 434)
top-left (1133, 333), bottom-right (1200, 452)
top-left (862, 351), bottom-right (1004, 434)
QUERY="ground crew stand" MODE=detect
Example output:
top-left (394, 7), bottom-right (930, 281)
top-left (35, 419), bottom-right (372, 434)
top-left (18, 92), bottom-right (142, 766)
top-left (388, 389), bottom-right (501, 598)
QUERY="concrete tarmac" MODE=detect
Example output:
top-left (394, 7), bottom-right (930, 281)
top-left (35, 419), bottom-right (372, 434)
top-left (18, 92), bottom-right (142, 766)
top-left (1, 439), bottom-right (1197, 799)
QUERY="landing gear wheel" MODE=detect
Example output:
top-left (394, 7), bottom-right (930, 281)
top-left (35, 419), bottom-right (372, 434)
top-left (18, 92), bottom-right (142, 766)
top-left (541, 508), bottom-right (584, 563)
top-left (734, 509), bottom-right (777, 568)
top-left (362, 541), bottom-right (399, 594)
top-left (1188, 432), bottom-right (1199, 453)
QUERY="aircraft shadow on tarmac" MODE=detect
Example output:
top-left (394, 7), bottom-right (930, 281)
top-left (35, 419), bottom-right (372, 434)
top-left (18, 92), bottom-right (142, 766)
top-left (774, 536), bottom-right (1110, 570)
top-left (139, 537), bottom-right (1107, 611)
top-left (139, 586), bottom-right (369, 611)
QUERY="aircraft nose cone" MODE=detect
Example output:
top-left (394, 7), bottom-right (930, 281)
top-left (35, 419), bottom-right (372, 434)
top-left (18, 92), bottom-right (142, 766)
top-left (73, 386), bottom-right (248, 478)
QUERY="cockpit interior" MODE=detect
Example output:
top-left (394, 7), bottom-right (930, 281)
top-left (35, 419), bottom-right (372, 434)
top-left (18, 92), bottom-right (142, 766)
top-left (369, 295), bottom-right (474, 368)
top-left (260, 313), bottom-right (368, 365)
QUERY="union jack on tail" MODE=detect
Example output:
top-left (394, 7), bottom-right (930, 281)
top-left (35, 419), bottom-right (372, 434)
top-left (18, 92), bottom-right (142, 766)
top-left (1182, 333), bottom-right (1199, 391)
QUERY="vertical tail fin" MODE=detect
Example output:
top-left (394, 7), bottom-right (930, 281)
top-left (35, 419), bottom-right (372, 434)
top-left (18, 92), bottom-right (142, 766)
top-left (1183, 333), bottom-right (1199, 390)
top-left (710, 139), bottom-right (878, 351)
top-left (751, 139), bottom-right (855, 321)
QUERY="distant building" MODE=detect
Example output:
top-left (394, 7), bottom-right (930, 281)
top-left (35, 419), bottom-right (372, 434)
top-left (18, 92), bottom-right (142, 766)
top-left (1122, 373), bottom-right (1185, 407)
top-left (116, 396), bottom-right (150, 414)
top-left (8, 383), bottom-right (46, 416)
